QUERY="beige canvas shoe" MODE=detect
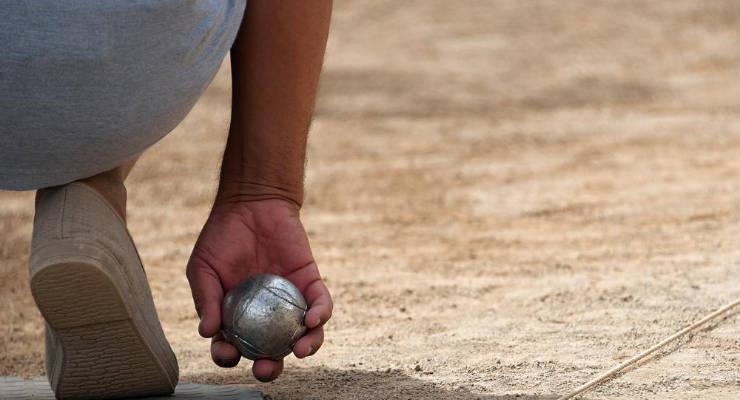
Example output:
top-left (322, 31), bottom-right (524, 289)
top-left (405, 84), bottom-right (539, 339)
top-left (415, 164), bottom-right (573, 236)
top-left (29, 182), bottom-right (178, 400)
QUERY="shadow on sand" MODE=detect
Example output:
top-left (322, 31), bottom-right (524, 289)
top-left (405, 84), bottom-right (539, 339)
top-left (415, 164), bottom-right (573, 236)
top-left (193, 366), bottom-right (559, 400)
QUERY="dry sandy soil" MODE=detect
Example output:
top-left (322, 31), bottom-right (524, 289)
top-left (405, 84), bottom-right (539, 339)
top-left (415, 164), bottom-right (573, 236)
top-left (2, 1), bottom-right (740, 399)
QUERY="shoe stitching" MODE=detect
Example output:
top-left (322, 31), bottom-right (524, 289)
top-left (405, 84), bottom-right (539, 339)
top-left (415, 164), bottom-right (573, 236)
top-left (60, 187), bottom-right (67, 239)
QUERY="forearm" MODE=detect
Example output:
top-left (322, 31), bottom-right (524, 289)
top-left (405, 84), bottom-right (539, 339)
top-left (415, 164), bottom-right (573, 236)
top-left (218, 0), bottom-right (333, 207)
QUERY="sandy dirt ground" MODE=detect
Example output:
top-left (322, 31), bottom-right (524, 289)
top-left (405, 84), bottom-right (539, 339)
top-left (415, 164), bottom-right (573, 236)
top-left (2, 1), bottom-right (740, 399)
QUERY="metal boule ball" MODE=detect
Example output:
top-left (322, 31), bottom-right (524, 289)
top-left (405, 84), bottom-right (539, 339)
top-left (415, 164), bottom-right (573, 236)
top-left (221, 274), bottom-right (308, 361)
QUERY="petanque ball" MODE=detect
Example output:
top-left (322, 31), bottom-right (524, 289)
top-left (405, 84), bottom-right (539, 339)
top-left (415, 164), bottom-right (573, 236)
top-left (221, 274), bottom-right (308, 360)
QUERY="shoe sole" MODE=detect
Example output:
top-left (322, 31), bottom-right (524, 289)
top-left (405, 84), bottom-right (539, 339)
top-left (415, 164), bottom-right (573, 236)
top-left (31, 254), bottom-right (177, 400)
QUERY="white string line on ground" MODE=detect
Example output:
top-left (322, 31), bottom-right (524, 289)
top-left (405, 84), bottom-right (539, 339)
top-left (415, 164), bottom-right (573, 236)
top-left (558, 297), bottom-right (740, 400)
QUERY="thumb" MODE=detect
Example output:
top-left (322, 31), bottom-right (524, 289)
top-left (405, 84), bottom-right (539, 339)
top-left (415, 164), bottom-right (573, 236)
top-left (186, 252), bottom-right (224, 338)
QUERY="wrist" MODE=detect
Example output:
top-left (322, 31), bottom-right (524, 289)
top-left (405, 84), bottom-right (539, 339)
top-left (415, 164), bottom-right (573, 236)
top-left (217, 122), bottom-right (306, 208)
top-left (215, 178), bottom-right (304, 209)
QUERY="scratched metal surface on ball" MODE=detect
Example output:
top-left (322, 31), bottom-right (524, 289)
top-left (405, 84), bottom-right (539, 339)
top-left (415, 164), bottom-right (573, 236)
top-left (221, 274), bottom-right (307, 360)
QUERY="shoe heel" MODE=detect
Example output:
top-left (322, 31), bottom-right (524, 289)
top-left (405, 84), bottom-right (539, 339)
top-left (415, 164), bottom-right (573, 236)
top-left (30, 246), bottom-right (177, 399)
top-left (31, 259), bottom-right (130, 329)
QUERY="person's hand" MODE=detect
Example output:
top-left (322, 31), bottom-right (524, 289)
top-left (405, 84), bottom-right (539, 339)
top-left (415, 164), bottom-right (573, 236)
top-left (186, 197), bottom-right (332, 381)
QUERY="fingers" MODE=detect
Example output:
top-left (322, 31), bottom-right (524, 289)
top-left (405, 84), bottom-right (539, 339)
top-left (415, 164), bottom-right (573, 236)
top-left (211, 333), bottom-right (241, 368)
top-left (186, 253), bottom-right (225, 338)
top-left (253, 359), bottom-right (284, 382)
top-left (302, 279), bottom-right (333, 329)
top-left (284, 267), bottom-right (332, 359)
top-left (212, 332), bottom-right (286, 381)
top-left (293, 325), bottom-right (324, 358)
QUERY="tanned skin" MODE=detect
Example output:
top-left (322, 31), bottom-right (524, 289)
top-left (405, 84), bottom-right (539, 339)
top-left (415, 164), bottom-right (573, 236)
top-left (186, 0), bottom-right (334, 382)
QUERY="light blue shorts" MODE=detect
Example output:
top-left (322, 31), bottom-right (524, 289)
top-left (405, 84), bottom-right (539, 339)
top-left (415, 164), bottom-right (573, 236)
top-left (0, 0), bottom-right (246, 190)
